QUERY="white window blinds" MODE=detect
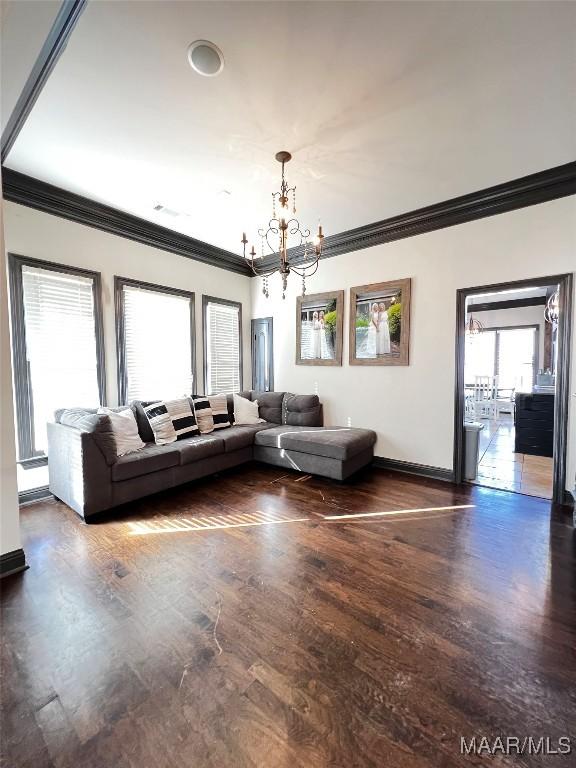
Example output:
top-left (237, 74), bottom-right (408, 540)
top-left (21, 265), bottom-right (101, 454)
top-left (122, 285), bottom-right (193, 402)
top-left (205, 300), bottom-right (241, 395)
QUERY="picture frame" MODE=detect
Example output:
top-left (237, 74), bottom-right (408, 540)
top-left (349, 278), bottom-right (411, 365)
top-left (296, 290), bottom-right (344, 366)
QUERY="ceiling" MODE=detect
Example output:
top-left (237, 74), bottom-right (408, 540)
top-left (0, 0), bottom-right (61, 131)
top-left (3, 1), bottom-right (576, 255)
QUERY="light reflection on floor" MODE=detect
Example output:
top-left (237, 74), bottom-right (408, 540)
top-left (127, 504), bottom-right (475, 535)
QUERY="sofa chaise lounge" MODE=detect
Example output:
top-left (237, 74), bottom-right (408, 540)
top-left (47, 391), bottom-right (376, 520)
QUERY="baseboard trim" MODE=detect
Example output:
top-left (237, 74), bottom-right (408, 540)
top-left (19, 485), bottom-right (52, 505)
top-left (0, 548), bottom-right (28, 579)
top-left (373, 456), bottom-right (455, 483)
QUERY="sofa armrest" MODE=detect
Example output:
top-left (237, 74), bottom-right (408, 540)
top-left (47, 422), bottom-right (112, 519)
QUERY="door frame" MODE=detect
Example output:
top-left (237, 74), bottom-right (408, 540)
top-left (453, 273), bottom-right (573, 504)
top-left (251, 317), bottom-right (274, 391)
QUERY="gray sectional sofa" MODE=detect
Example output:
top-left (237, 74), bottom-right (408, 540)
top-left (47, 391), bottom-right (376, 520)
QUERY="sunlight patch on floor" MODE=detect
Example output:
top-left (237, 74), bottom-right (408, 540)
top-left (128, 510), bottom-right (309, 535)
top-left (322, 504), bottom-right (475, 520)
top-left (127, 503), bottom-right (475, 535)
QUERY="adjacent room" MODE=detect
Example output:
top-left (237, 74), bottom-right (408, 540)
top-left (1, 2), bottom-right (575, 767)
top-left (462, 281), bottom-right (564, 499)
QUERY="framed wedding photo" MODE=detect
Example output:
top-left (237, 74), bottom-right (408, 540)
top-left (296, 290), bottom-right (344, 366)
top-left (349, 278), bottom-right (411, 366)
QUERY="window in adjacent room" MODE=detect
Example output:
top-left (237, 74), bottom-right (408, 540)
top-left (203, 296), bottom-right (242, 395)
top-left (8, 255), bottom-right (106, 466)
top-left (116, 278), bottom-right (195, 403)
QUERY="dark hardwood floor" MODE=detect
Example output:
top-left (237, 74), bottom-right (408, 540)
top-left (1, 464), bottom-right (575, 767)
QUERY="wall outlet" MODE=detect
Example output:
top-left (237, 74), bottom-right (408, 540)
top-left (314, 381), bottom-right (319, 395)
top-left (347, 416), bottom-right (352, 427)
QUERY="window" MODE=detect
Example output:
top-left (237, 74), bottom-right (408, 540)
top-left (496, 327), bottom-right (537, 392)
top-left (203, 296), bottom-right (242, 395)
top-left (116, 278), bottom-right (195, 403)
top-left (465, 325), bottom-right (537, 394)
top-left (8, 255), bottom-right (105, 461)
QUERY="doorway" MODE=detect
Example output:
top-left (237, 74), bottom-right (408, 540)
top-left (454, 274), bottom-right (572, 504)
top-left (252, 317), bottom-right (274, 391)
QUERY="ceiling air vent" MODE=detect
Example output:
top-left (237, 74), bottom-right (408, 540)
top-left (153, 204), bottom-right (180, 218)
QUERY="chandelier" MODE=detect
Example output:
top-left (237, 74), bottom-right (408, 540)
top-left (465, 314), bottom-right (484, 335)
top-left (241, 151), bottom-right (324, 299)
top-left (544, 289), bottom-right (559, 325)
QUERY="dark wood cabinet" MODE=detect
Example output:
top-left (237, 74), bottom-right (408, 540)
top-left (514, 392), bottom-right (554, 457)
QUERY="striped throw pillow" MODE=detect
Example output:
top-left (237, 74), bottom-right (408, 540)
top-left (192, 396), bottom-right (214, 434)
top-left (143, 398), bottom-right (199, 445)
top-left (209, 394), bottom-right (231, 430)
top-left (192, 394), bottom-right (231, 434)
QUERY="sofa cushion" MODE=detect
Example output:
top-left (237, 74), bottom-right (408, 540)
top-left (250, 391), bottom-right (284, 423)
top-left (111, 443), bottom-right (181, 482)
top-left (54, 408), bottom-right (117, 466)
top-left (283, 393), bottom-right (323, 427)
top-left (174, 435), bottom-right (225, 465)
top-left (254, 425), bottom-right (376, 461)
top-left (217, 423), bottom-right (277, 453)
top-left (98, 407), bottom-right (145, 456)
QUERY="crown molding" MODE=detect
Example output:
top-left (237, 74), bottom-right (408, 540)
top-left (2, 168), bottom-right (252, 276)
top-left (258, 162), bottom-right (576, 271)
top-left (1, 0), bottom-right (88, 164)
top-left (3, 163), bottom-right (574, 277)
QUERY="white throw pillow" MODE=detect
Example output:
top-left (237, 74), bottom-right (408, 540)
top-left (233, 394), bottom-right (265, 425)
top-left (98, 407), bottom-right (145, 456)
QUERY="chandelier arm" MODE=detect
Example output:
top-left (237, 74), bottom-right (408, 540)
top-left (247, 261), bottom-right (288, 278)
top-left (290, 256), bottom-right (321, 277)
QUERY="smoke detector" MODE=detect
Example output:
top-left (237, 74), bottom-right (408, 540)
top-left (187, 40), bottom-right (224, 77)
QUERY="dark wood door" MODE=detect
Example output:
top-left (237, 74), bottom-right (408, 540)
top-left (251, 317), bottom-right (273, 391)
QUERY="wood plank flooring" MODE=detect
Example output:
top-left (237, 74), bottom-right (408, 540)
top-left (1, 464), bottom-right (574, 768)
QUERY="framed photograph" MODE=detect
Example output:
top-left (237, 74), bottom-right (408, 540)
top-left (296, 290), bottom-right (344, 365)
top-left (349, 278), bottom-right (411, 365)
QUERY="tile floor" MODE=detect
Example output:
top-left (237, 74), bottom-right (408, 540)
top-left (474, 414), bottom-right (553, 499)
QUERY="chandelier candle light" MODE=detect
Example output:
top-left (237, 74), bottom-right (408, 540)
top-left (241, 151), bottom-right (324, 299)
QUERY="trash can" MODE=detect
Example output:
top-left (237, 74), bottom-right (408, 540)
top-left (464, 421), bottom-right (484, 481)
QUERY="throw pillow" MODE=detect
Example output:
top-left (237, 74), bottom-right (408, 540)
top-left (97, 407), bottom-right (145, 456)
top-left (233, 394), bottom-right (265, 425)
top-left (209, 393), bottom-right (231, 430)
top-left (143, 398), bottom-right (199, 445)
top-left (192, 396), bottom-right (214, 434)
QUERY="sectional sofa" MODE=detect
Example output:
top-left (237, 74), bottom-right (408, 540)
top-left (47, 390), bottom-right (377, 520)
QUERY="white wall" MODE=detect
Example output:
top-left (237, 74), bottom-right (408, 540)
top-left (4, 202), bottom-right (253, 404)
top-left (252, 196), bottom-right (576, 491)
top-left (0, 193), bottom-right (21, 555)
